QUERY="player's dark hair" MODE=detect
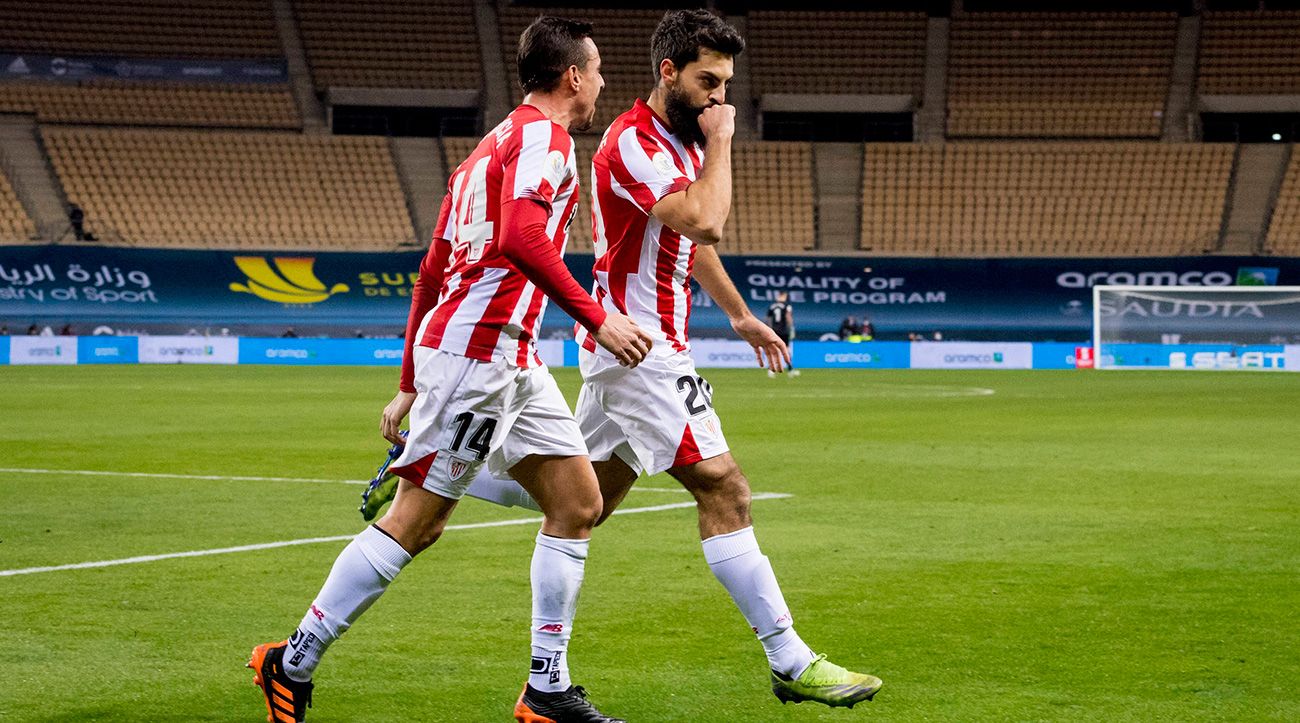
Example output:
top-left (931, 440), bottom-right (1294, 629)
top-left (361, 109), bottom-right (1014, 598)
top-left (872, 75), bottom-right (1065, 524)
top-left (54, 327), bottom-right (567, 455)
top-left (517, 16), bottom-right (595, 94)
top-left (650, 9), bottom-right (745, 81)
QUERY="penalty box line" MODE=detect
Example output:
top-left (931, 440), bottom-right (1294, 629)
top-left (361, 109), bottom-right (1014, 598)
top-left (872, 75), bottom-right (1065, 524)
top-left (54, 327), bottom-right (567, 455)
top-left (0, 493), bottom-right (793, 578)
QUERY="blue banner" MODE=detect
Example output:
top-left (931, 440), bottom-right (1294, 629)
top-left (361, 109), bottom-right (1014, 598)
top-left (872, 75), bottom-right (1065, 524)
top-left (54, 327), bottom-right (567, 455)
top-left (792, 341), bottom-right (910, 368)
top-left (1100, 343), bottom-right (1288, 370)
top-left (78, 335), bottom-right (138, 364)
top-left (238, 338), bottom-right (404, 366)
top-left (4, 246), bottom-right (1300, 342)
top-left (1, 53), bottom-right (287, 83)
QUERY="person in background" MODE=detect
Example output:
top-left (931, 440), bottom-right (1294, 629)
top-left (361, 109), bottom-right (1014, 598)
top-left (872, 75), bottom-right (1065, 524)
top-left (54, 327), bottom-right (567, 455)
top-left (838, 314), bottom-right (858, 341)
top-left (765, 291), bottom-right (799, 378)
top-left (68, 204), bottom-right (86, 241)
top-left (861, 316), bottom-right (875, 340)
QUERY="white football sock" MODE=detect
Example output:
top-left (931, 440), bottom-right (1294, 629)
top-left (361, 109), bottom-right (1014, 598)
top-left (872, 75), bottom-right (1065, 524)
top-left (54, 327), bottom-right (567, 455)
top-left (529, 532), bottom-right (588, 693)
top-left (283, 524), bottom-right (412, 682)
top-left (702, 526), bottom-right (817, 679)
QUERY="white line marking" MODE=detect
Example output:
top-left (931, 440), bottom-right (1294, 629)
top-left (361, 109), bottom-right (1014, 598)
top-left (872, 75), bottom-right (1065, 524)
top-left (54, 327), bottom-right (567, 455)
top-left (0, 493), bottom-right (791, 578)
top-left (0, 468), bottom-right (691, 493)
top-left (0, 467), bottom-right (358, 485)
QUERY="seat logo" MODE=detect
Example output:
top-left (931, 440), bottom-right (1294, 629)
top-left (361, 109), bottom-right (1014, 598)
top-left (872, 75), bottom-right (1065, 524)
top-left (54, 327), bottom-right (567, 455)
top-left (229, 256), bottom-right (349, 304)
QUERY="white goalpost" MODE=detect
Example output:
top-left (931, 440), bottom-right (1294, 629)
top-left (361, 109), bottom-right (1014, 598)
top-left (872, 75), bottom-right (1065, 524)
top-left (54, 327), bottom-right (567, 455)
top-left (1092, 285), bottom-right (1300, 371)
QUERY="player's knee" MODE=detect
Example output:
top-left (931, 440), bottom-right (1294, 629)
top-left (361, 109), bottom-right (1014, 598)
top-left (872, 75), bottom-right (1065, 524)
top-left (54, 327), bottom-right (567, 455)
top-left (377, 515), bottom-right (445, 556)
top-left (696, 466), bottom-right (752, 521)
top-left (547, 491), bottom-right (603, 535)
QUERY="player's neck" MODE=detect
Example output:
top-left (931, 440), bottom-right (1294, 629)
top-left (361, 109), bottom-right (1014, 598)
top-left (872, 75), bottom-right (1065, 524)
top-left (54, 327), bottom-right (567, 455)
top-left (521, 92), bottom-right (576, 132)
top-left (646, 88), bottom-right (673, 133)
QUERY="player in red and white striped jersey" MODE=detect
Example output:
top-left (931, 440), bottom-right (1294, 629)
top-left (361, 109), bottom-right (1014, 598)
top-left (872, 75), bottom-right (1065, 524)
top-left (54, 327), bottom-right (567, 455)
top-left (249, 18), bottom-right (641, 723)
top-left (573, 10), bottom-right (882, 709)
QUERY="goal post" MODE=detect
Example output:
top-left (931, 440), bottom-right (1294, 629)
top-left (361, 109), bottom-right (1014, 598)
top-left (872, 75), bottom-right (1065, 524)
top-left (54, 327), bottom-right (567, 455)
top-left (1092, 285), bottom-right (1300, 371)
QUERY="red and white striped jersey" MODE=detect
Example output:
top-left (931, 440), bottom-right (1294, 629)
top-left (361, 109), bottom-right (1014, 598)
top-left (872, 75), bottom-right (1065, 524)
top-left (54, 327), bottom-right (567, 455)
top-left (577, 98), bottom-right (703, 356)
top-left (415, 105), bottom-right (580, 367)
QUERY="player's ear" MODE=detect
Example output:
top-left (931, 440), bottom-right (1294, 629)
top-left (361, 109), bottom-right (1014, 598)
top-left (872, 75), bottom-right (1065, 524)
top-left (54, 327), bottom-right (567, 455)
top-left (658, 58), bottom-right (676, 86)
top-left (566, 64), bottom-right (582, 94)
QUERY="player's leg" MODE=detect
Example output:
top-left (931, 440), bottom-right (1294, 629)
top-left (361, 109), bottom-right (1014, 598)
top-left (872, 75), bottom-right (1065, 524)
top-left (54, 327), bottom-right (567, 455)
top-left (249, 484), bottom-right (450, 722)
top-left (249, 349), bottom-right (506, 722)
top-left (591, 457), bottom-right (638, 525)
top-left (499, 370), bottom-right (624, 723)
top-left (670, 454), bottom-right (881, 707)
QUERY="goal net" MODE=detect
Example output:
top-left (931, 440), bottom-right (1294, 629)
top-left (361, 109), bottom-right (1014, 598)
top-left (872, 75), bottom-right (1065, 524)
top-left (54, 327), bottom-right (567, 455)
top-left (1092, 285), bottom-right (1300, 371)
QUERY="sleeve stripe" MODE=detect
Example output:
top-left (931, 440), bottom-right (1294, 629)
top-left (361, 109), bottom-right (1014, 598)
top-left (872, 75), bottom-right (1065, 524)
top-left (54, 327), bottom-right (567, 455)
top-left (513, 119), bottom-right (553, 200)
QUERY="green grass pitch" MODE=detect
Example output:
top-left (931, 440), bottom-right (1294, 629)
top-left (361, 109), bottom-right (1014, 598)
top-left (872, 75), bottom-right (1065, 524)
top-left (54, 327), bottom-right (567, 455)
top-left (1, 365), bottom-right (1297, 721)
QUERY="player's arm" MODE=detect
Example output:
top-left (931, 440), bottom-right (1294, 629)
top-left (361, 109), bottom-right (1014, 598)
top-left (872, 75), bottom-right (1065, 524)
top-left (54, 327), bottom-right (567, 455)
top-left (693, 244), bottom-right (788, 373)
top-left (382, 194), bottom-right (454, 444)
top-left (649, 104), bottom-right (735, 245)
top-left (497, 198), bottom-right (651, 367)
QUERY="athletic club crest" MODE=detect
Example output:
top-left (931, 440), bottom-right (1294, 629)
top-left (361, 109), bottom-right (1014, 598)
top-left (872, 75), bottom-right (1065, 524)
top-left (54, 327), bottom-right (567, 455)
top-left (449, 458), bottom-right (470, 481)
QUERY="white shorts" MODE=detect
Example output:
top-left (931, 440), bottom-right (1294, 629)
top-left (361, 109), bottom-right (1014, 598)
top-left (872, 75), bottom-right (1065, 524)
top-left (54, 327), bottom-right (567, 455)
top-left (390, 347), bottom-right (587, 500)
top-left (575, 348), bottom-right (729, 476)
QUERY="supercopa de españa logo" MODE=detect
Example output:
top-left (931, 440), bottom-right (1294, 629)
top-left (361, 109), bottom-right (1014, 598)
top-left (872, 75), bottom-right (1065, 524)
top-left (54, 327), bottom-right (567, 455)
top-left (228, 257), bottom-right (349, 304)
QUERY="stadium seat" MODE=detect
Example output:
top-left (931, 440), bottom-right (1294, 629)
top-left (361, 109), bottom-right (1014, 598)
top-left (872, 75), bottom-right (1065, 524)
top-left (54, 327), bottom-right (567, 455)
top-left (0, 0), bottom-right (282, 58)
top-left (947, 12), bottom-right (1177, 139)
top-left (292, 0), bottom-right (481, 90)
top-left (1264, 149), bottom-right (1300, 255)
top-left (0, 80), bottom-right (300, 129)
top-left (728, 141), bottom-right (815, 254)
top-left (1199, 11), bottom-right (1300, 95)
top-left (41, 127), bottom-right (415, 250)
top-left (860, 142), bottom-right (1233, 256)
top-left (748, 11), bottom-right (927, 97)
top-left (0, 167), bottom-right (39, 243)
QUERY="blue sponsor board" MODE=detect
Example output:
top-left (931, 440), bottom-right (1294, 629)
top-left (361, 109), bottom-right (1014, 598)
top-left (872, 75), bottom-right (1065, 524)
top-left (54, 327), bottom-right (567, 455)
top-left (238, 338), bottom-right (405, 366)
top-left (794, 341), bottom-right (910, 369)
top-left (78, 335), bottom-right (138, 364)
top-left (0, 334), bottom-right (7, 364)
top-left (1031, 342), bottom-right (1081, 370)
top-left (4, 246), bottom-right (1300, 341)
top-left (1101, 343), bottom-right (1287, 370)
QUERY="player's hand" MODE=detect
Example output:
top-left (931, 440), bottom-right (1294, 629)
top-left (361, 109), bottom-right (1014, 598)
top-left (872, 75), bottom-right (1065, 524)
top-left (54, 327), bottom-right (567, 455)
top-left (731, 314), bottom-right (789, 373)
top-left (698, 104), bottom-right (735, 142)
top-left (593, 313), bottom-right (654, 368)
top-left (381, 390), bottom-right (417, 445)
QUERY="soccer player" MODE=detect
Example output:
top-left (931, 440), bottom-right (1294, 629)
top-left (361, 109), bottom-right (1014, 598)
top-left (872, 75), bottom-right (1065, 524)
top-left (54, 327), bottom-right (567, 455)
top-left (476, 9), bottom-right (881, 709)
top-left (764, 290), bottom-right (800, 378)
top-left (247, 18), bottom-right (649, 723)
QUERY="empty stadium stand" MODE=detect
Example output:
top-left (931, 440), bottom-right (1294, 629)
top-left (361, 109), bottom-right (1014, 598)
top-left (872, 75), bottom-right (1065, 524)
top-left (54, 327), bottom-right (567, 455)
top-left (42, 127), bottom-right (414, 249)
top-left (0, 80), bottom-right (300, 129)
top-left (497, 6), bottom-right (663, 134)
top-left (0, 0), bottom-right (282, 59)
top-left (947, 13), bottom-right (1178, 138)
top-left (728, 141), bottom-right (815, 254)
top-left (1264, 148), bottom-right (1300, 255)
top-left (0, 166), bottom-right (37, 242)
top-left (861, 142), bottom-right (1234, 256)
top-left (748, 11), bottom-right (927, 97)
top-left (1199, 11), bottom-right (1300, 95)
top-left (292, 0), bottom-right (481, 90)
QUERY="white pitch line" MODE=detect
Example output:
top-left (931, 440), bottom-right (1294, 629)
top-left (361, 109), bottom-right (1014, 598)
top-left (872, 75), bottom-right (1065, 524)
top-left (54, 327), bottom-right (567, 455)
top-left (0, 467), bottom-right (691, 494)
top-left (0, 492), bottom-right (791, 578)
top-left (0, 467), bottom-right (358, 485)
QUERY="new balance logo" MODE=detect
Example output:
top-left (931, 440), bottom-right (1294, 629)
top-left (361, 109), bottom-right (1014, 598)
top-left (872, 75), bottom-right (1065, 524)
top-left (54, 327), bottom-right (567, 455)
top-left (310, 604), bottom-right (324, 621)
top-left (536, 623), bottom-right (564, 633)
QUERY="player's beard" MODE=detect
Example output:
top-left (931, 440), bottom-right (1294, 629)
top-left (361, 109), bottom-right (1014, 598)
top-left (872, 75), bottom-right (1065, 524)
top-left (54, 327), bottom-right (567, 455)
top-left (664, 82), bottom-right (707, 148)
